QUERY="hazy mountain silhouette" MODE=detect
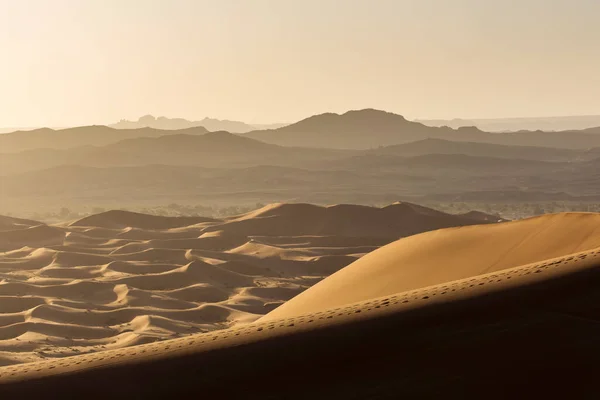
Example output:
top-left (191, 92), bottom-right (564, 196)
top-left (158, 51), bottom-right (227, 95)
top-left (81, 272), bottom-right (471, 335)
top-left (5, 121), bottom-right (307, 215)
top-left (4, 109), bottom-right (600, 217)
top-left (418, 115), bottom-right (600, 132)
top-left (245, 109), bottom-right (600, 149)
top-left (110, 115), bottom-right (288, 133)
top-left (368, 138), bottom-right (586, 161)
top-left (327, 153), bottom-right (564, 177)
top-left (0, 125), bottom-right (208, 153)
top-left (0, 131), bottom-right (353, 175)
top-left (4, 140), bottom-right (600, 213)
top-left (246, 109), bottom-right (443, 149)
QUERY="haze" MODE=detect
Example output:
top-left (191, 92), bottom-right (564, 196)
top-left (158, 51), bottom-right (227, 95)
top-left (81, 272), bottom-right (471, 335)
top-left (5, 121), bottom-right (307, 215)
top-left (1, 0), bottom-right (599, 127)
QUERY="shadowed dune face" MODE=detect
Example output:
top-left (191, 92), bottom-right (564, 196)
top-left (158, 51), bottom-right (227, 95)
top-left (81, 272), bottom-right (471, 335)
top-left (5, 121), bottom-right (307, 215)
top-left (0, 203), bottom-right (488, 366)
top-left (70, 210), bottom-right (218, 230)
top-left (0, 225), bottom-right (65, 252)
top-left (207, 202), bottom-right (489, 238)
top-left (0, 216), bottom-right (43, 232)
top-left (262, 212), bottom-right (600, 320)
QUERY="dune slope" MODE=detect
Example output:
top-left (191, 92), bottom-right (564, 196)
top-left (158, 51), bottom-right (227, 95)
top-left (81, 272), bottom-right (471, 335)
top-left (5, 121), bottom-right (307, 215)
top-left (262, 212), bottom-right (600, 320)
top-left (2, 244), bottom-right (600, 398)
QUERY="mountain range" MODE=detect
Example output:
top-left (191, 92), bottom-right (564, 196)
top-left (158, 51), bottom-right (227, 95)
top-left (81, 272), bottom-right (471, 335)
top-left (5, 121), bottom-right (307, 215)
top-left (418, 114), bottom-right (600, 132)
top-left (3, 108), bottom-right (600, 218)
top-left (245, 109), bottom-right (600, 149)
top-left (110, 115), bottom-right (287, 133)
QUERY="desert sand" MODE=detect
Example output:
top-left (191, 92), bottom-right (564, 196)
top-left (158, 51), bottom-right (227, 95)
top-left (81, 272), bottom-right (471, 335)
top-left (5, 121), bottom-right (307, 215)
top-left (0, 202), bottom-right (487, 366)
top-left (1, 211), bottom-right (600, 398)
top-left (262, 212), bottom-right (600, 319)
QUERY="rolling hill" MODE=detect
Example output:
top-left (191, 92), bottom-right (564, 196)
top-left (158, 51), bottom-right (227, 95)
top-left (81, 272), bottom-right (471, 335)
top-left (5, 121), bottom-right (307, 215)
top-left (0, 125), bottom-right (209, 153)
top-left (368, 138), bottom-right (586, 161)
top-left (246, 109), bottom-right (600, 149)
top-left (0, 131), bottom-right (354, 175)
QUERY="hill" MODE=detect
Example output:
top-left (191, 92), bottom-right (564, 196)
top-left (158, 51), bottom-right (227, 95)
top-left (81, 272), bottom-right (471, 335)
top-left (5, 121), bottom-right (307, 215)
top-left (0, 125), bottom-right (209, 153)
top-left (3, 150), bottom-right (599, 216)
top-left (327, 153), bottom-right (562, 177)
top-left (246, 109), bottom-right (445, 149)
top-left (246, 109), bottom-right (600, 149)
top-left (369, 138), bottom-right (585, 161)
top-left (0, 131), bottom-right (354, 175)
top-left (418, 114), bottom-right (600, 132)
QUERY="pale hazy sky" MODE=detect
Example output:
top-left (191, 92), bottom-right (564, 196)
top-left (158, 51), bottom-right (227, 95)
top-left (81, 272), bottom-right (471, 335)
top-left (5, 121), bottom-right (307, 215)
top-left (1, 0), bottom-right (599, 126)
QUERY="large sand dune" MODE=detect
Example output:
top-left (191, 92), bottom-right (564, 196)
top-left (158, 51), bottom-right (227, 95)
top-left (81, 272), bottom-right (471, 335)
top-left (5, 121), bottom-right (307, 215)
top-left (263, 212), bottom-right (600, 319)
top-left (0, 203), bottom-right (487, 366)
top-left (1, 213), bottom-right (600, 397)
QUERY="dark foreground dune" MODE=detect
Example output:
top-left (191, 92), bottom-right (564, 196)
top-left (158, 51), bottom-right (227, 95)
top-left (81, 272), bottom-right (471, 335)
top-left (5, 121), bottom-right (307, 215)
top-left (1, 246), bottom-right (600, 398)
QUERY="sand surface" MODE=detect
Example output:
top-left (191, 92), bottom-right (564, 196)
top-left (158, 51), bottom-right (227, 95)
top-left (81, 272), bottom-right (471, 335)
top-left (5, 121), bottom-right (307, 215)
top-left (263, 212), bottom-right (600, 320)
top-left (2, 236), bottom-right (600, 398)
top-left (0, 203), bottom-right (487, 366)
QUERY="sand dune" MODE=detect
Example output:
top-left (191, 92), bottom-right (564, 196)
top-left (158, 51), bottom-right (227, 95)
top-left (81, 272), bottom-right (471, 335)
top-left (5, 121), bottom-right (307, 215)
top-left (2, 236), bottom-right (600, 397)
top-left (0, 216), bottom-right (42, 232)
top-left (206, 202), bottom-right (490, 237)
top-left (262, 212), bottom-right (600, 319)
top-left (71, 210), bottom-right (217, 229)
top-left (6, 207), bottom-right (600, 396)
top-left (0, 203), bottom-right (486, 366)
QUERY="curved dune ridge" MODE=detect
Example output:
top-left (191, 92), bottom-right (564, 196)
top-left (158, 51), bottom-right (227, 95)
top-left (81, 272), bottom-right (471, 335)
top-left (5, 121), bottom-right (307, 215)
top-left (262, 212), bottom-right (600, 320)
top-left (0, 216), bottom-right (42, 232)
top-left (2, 243), bottom-right (600, 397)
top-left (0, 203), bottom-right (488, 366)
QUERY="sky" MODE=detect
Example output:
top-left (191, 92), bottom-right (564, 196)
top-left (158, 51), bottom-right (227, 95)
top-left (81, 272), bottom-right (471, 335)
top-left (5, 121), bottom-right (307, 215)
top-left (0, 0), bottom-right (599, 126)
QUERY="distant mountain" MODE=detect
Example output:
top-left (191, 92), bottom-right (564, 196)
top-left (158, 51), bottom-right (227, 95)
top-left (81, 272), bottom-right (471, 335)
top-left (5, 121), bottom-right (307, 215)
top-left (417, 115), bottom-right (600, 132)
top-left (3, 148), bottom-right (598, 213)
top-left (368, 138), bottom-right (586, 162)
top-left (0, 131), bottom-right (354, 175)
top-left (0, 125), bottom-right (208, 153)
top-left (110, 115), bottom-right (288, 133)
top-left (245, 109), bottom-right (600, 150)
top-left (246, 109), bottom-right (444, 149)
top-left (327, 153), bottom-right (563, 177)
top-left (250, 123), bottom-right (290, 130)
top-left (422, 190), bottom-right (593, 202)
top-left (0, 127), bottom-right (66, 134)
